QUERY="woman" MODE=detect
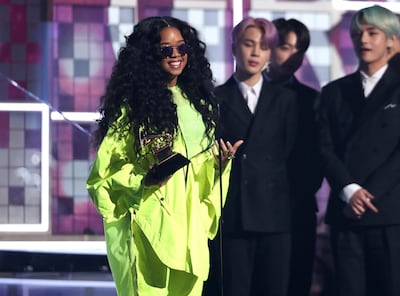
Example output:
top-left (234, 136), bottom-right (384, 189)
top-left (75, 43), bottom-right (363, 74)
top-left (87, 16), bottom-right (242, 296)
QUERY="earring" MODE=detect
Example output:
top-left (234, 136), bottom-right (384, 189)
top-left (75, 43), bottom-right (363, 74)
top-left (263, 61), bottom-right (270, 72)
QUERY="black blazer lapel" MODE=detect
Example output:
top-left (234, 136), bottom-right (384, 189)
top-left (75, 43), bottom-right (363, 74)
top-left (341, 72), bottom-right (366, 143)
top-left (217, 76), bottom-right (252, 125)
top-left (345, 72), bottom-right (365, 117)
top-left (356, 66), bottom-right (400, 128)
top-left (246, 81), bottom-right (277, 140)
top-left (252, 80), bottom-right (273, 118)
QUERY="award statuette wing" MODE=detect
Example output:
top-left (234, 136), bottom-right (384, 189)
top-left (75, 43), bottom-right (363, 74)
top-left (140, 133), bottom-right (190, 181)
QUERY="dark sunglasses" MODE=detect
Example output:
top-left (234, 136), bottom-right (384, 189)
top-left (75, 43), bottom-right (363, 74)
top-left (160, 43), bottom-right (190, 59)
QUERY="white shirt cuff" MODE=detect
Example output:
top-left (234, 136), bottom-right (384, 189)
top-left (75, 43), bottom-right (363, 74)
top-left (340, 183), bottom-right (362, 203)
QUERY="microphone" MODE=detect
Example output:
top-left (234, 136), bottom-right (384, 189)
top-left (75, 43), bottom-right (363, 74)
top-left (203, 79), bottom-right (224, 296)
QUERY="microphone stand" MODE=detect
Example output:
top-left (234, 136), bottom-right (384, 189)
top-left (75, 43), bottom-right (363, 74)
top-left (217, 103), bottom-right (224, 296)
top-left (204, 81), bottom-right (224, 296)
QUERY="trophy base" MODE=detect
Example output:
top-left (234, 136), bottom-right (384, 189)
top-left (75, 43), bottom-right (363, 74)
top-left (149, 152), bottom-right (190, 180)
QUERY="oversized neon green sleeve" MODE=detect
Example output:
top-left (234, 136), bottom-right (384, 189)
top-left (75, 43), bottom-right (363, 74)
top-left (199, 158), bottom-right (232, 240)
top-left (86, 115), bottom-right (156, 221)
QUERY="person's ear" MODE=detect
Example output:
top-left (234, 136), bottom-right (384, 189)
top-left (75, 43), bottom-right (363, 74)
top-left (387, 35), bottom-right (396, 54)
top-left (231, 44), bottom-right (236, 57)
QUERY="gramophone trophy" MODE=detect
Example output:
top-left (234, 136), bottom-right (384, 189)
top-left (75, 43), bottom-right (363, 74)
top-left (139, 132), bottom-right (190, 180)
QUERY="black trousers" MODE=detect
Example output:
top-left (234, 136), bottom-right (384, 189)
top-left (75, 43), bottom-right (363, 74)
top-left (221, 231), bottom-right (291, 296)
top-left (330, 224), bottom-right (400, 296)
top-left (287, 216), bottom-right (317, 296)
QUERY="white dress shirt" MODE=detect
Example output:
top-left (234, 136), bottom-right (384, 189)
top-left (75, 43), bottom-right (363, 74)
top-left (234, 76), bottom-right (263, 114)
top-left (360, 65), bottom-right (387, 98)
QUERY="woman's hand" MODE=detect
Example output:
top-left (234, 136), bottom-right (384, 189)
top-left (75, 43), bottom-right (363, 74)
top-left (213, 139), bottom-right (244, 169)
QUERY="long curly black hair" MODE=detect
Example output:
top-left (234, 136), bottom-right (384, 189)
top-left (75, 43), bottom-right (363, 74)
top-left (93, 16), bottom-right (217, 151)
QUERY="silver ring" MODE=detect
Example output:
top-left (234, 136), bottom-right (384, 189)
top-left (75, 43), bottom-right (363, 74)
top-left (227, 151), bottom-right (235, 160)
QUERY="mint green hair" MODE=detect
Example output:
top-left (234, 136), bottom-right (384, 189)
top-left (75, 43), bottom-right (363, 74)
top-left (350, 5), bottom-right (400, 38)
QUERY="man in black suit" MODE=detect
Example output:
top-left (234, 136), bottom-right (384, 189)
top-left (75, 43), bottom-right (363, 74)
top-left (265, 18), bottom-right (323, 296)
top-left (214, 16), bottom-right (297, 296)
top-left (317, 5), bottom-right (400, 296)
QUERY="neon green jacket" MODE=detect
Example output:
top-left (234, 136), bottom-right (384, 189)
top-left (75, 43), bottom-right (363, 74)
top-left (87, 89), bottom-right (231, 295)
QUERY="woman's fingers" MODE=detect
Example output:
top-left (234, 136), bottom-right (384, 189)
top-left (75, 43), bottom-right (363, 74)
top-left (213, 139), bottom-right (244, 162)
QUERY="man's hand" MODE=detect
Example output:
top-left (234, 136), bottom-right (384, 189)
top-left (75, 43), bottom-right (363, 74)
top-left (343, 188), bottom-right (378, 219)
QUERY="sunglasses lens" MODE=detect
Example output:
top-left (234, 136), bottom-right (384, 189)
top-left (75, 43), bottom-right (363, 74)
top-left (160, 46), bottom-right (173, 58)
top-left (160, 44), bottom-right (190, 58)
top-left (177, 44), bottom-right (190, 56)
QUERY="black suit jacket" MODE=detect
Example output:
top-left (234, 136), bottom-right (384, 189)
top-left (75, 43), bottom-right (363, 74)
top-left (318, 66), bottom-right (400, 228)
top-left (274, 77), bottom-right (323, 226)
top-left (217, 76), bottom-right (298, 233)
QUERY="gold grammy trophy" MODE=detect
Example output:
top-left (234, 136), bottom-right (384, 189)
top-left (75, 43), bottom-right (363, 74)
top-left (140, 133), bottom-right (190, 180)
